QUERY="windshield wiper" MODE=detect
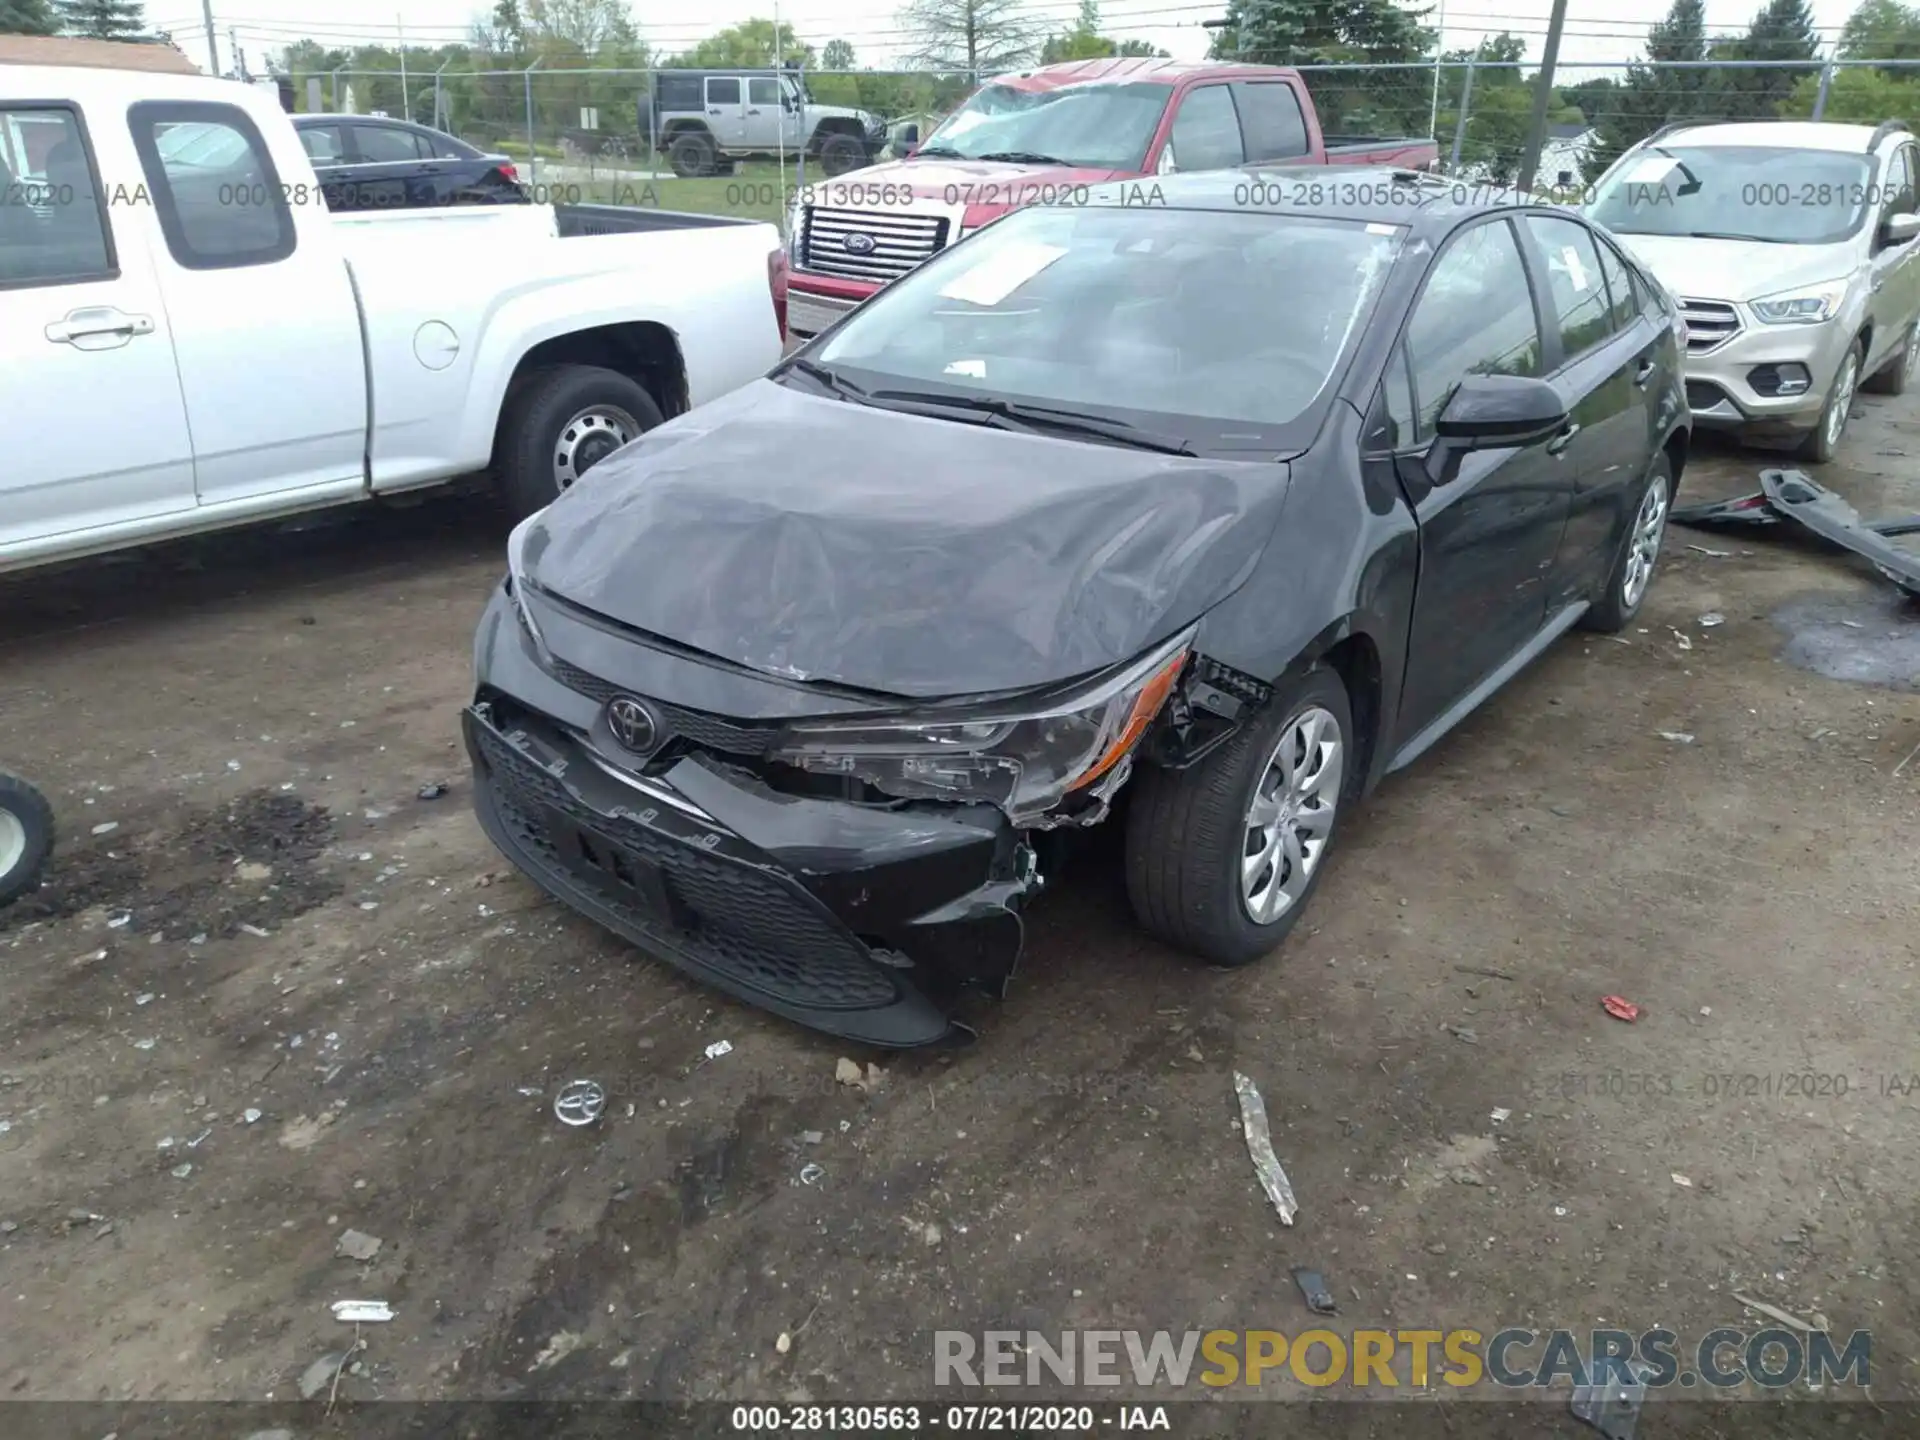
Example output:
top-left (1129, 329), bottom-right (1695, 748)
top-left (868, 388), bottom-right (1195, 455)
top-left (975, 150), bottom-right (1076, 166)
top-left (1680, 230), bottom-right (1786, 243)
top-left (783, 357), bottom-right (870, 403)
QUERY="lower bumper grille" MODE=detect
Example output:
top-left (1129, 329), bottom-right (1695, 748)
top-left (471, 717), bottom-right (900, 1012)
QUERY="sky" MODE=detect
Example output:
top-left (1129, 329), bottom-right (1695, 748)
top-left (145, 0), bottom-right (1877, 83)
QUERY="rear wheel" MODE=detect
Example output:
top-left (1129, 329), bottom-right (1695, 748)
top-left (817, 132), bottom-right (865, 176)
top-left (667, 131), bottom-right (716, 178)
top-left (495, 365), bottom-right (663, 519)
top-left (1124, 667), bottom-right (1352, 968)
top-left (1864, 321), bottom-right (1919, 396)
top-left (1581, 454), bottom-right (1672, 634)
top-left (0, 772), bottom-right (55, 909)
top-left (1795, 340), bottom-right (1862, 463)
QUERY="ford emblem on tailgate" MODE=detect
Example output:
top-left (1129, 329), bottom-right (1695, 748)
top-left (843, 232), bottom-right (877, 255)
top-left (606, 696), bottom-right (662, 756)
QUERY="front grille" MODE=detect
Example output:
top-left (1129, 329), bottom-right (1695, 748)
top-left (549, 658), bottom-right (785, 758)
top-left (475, 722), bottom-right (898, 1011)
top-left (1679, 298), bottom-right (1741, 355)
top-left (800, 206), bottom-right (949, 283)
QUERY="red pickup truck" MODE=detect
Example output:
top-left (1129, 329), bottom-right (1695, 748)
top-left (785, 57), bottom-right (1440, 337)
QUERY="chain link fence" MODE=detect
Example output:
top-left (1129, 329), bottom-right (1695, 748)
top-left (288, 57), bottom-right (1920, 228)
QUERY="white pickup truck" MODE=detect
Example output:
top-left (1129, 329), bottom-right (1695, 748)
top-left (0, 62), bottom-right (787, 574)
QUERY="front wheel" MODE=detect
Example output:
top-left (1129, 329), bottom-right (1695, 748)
top-left (1124, 667), bottom-right (1352, 968)
top-left (1796, 341), bottom-right (1863, 463)
top-left (0, 773), bottom-right (55, 909)
top-left (495, 365), bottom-right (664, 519)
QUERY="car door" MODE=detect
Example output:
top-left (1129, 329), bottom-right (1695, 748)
top-left (1231, 80), bottom-right (1310, 163)
top-left (1386, 216), bottom-right (1573, 745)
top-left (1869, 142), bottom-right (1920, 361)
top-left (348, 120), bottom-right (428, 164)
top-left (128, 99), bottom-right (367, 507)
top-left (1519, 212), bottom-right (1661, 608)
top-left (0, 100), bottom-right (197, 555)
top-left (703, 77), bottom-right (748, 149)
top-left (743, 77), bottom-right (785, 150)
top-left (1158, 83), bottom-right (1244, 175)
top-left (296, 121), bottom-right (348, 166)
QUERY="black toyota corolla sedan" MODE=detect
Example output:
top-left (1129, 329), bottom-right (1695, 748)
top-left (464, 167), bottom-right (1690, 1048)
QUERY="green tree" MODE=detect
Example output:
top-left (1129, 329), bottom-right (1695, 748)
top-left (898, 0), bottom-right (1039, 77)
top-left (1, 0), bottom-right (58, 35)
top-left (53, 0), bottom-right (145, 39)
top-left (1710, 0), bottom-right (1819, 119)
top-left (1586, 0), bottom-right (1725, 180)
top-left (1782, 60), bottom-right (1920, 122)
top-left (525, 0), bottom-right (635, 53)
top-left (666, 18), bottom-right (812, 68)
top-left (1560, 75), bottom-right (1621, 126)
top-left (1037, 2), bottom-right (1168, 64)
top-left (822, 37), bottom-right (856, 69)
top-left (1839, 0), bottom-right (1920, 60)
top-left (1207, 0), bottom-right (1435, 136)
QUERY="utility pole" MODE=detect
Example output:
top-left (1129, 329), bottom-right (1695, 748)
top-left (1427, 0), bottom-right (1449, 145)
top-left (397, 15), bottom-right (409, 122)
top-left (199, 0), bottom-right (219, 76)
top-left (230, 27), bottom-right (244, 80)
top-left (1515, 0), bottom-right (1570, 197)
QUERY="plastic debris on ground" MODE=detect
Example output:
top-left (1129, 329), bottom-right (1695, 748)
top-left (1490, 1107), bottom-right (1513, 1125)
top-left (1571, 1358), bottom-right (1654, 1440)
top-left (331, 1299), bottom-right (394, 1323)
top-left (1291, 1267), bottom-right (1337, 1315)
top-left (553, 1080), bottom-right (607, 1127)
top-left (417, 783), bottom-right (449, 800)
top-left (1656, 731), bottom-right (1695, 744)
top-left (1232, 1071), bottom-right (1298, 1226)
top-left (1602, 996), bottom-right (1641, 1022)
top-left (799, 1163), bottom-right (825, 1186)
top-left (1671, 1173), bottom-right (1693, 1188)
top-left (335, 1228), bottom-right (383, 1261)
top-left (1698, 612), bottom-right (1726, 627)
top-left (703, 1040), bottom-right (733, 1061)
top-left (1733, 1292), bottom-right (1816, 1332)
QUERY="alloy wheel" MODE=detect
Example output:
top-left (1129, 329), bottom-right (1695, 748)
top-left (1240, 706), bottom-right (1344, 925)
top-left (553, 406), bottom-right (638, 491)
top-left (1621, 472), bottom-right (1670, 611)
top-left (1826, 352), bottom-right (1860, 452)
top-left (0, 807), bottom-right (24, 882)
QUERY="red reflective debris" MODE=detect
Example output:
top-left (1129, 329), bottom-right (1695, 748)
top-left (1601, 995), bottom-right (1641, 1022)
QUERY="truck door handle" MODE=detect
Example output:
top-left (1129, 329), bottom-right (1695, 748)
top-left (746, 107), bottom-right (762, 114)
top-left (1545, 422), bottom-right (1580, 456)
top-left (1633, 356), bottom-right (1656, 387)
top-left (45, 307), bottom-right (155, 348)
top-left (708, 107), bottom-right (723, 115)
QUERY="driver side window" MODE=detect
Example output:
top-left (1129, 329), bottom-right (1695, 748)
top-left (1164, 85), bottom-right (1244, 174)
top-left (1403, 219), bottom-right (1543, 442)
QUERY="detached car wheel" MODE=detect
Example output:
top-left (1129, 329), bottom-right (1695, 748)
top-left (1581, 454), bottom-right (1672, 634)
top-left (668, 132), bottom-right (716, 178)
top-left (0, 772), bottom-right (55, 909)
top-left (1864, 321), bottom-right (1920, 397)
top-left (1125, 667), bottom-right (1351, 968)
top-left (497, 365), bottom-right (663, 519)
top-left (1797, 340), bottom-right (1863, 463)
top-left (817, 133), bottom-right (865, 176)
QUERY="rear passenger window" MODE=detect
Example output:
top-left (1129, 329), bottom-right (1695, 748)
top-left (298, 123), bottom-right (347, 163)
top-left (0, 104), bottom-right (114, 287)
top-left (1405, 219), bottom-right (1542, 440)
top-left (1523, 214), bottom-right (1614, 362)
top-left (1167, 86), bottom-right (1243, 172)
top-left (130, 101), bottom-right (296, 270)
top-left (354, 124), bottom-right (427, 163)
top-left (1590, 232), bottom-right (1639, 335)
top-left (1233, 82), bottom-right (1308, 161)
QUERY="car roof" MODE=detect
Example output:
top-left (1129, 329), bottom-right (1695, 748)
top-left (981, 57), bottom-right (1298, 92)
top-left (1072, 164), bottom-right (1546, 235)
top-left (1650, 119), bottom-right (1890, 152)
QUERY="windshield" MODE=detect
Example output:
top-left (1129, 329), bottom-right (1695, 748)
top-left (914, 82), bottom-right (1170, 169)
top-left (805, 204), bottom-right (1402, 447)
top-left (1587, 145), bottom-right (1877, 245)
top-left (154, 120), bottom-right (251, 171)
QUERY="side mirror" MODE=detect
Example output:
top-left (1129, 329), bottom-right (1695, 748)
top-left (1427, 374), bottom-right (1567, 480)
top-left (1881, 211), bottom-right (1919, 246)
top-left (892, 123), bottom-right (919, 159)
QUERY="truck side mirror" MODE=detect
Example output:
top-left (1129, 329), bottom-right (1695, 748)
top-left (894, 123), bottom-right (919, 157)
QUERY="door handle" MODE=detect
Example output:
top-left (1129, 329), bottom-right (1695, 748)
top-left (708, 107), bottom-right (723, 115)
top-left (1545, 422), bottom-right (1580, 456)
top-left (746, 108), bottom-right (762, 115)
top-left (1633, 356), bottom-right (1656, 387)
top-left (45, 307), bottom-right (155, 348)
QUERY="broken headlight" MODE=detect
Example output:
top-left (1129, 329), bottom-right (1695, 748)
top-left (769, 628), bottom-right (1194, 824)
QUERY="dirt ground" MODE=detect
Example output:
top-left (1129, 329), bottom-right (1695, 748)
top-left (1, 394), bottom-right (1916, 1436)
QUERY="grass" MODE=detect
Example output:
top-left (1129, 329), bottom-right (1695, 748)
top-left (515, 159), bottom-right (818, 227)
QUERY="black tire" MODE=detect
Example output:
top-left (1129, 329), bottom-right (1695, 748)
top-left (667, 131), bottom-right (716, 178)
top-left (1795, 339), bottom-right (1864, 464)
top-left (494, 365), bottom-right (664, 520)
top-left (817, 132), bottom-right (866, 176)
top-left (1124, 666), bottom-right (1352, 968)
top-left (1581, 452), bottom-right (1673, 634)
top-left (0, 772), bottom-right (55, 909)
top-left (1864, 322), bottom-right (1918, 396)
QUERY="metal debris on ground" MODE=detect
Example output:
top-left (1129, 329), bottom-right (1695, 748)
top-left (1698, 612), bottom-right (1726, 627)
top-left (1671, 1173), bottom-right (1694, 1188)
top-left (1571, 1358), bottom-right (1654, 1440)
top-left (239, 923), bottom-right (271, 938)
top-left (1232, 1071), bottom-right (1298, 1226)
top-left (330, 1299), bottom-right (394, 1323)
top-left (1602, 996), bottom-right (1641, 1023)
top-left (335, 1229), bottom-right (383, 1261)
top-left (1684, 544), bottom-right (1733, 557)
top-left (1490, 1107), bottom-right (1513, 1125)
top-left (799, 1163), bottom-right (825, 1186)
top-left (417, 783), bottom-right (449, 800)
top-left (1733, 1292), bottom-right (1816, 1332)
top-left (1291, 1267), bottom-right (1337, 1315)
top-left (703, 1040), bottom-right (733, 1061)
top-left (1443, 1023), bottom-right (1479, 1044)
top-left (553, 1080), bottom-right (607, 1127)
top-left (1656, 731), bottom-right (1694, 744)
top-left (170, 1163), bottom-right (192, 1179)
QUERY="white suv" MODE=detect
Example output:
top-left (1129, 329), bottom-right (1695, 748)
top-left (1585, 119), bottom-right (1920, 462)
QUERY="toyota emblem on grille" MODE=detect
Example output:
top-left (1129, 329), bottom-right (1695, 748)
top-left (606, 696), bottom-right (661, 755)
top-left (842, 232), bottom-right (877, 255)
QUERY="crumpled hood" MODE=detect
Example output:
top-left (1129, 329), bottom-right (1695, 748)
top-left (522, 379), bottom-right (1293, 700)
top-left (1608, 232), bottom-right (1860, 304)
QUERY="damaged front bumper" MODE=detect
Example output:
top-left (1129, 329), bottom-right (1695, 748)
top-left (463, 592), bottom-right (1039, 1048)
